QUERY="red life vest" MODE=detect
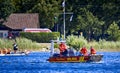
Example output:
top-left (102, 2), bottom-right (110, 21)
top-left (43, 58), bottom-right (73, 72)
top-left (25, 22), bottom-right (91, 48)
top-left (90, 48), bottom-right (96, 55)
top-left (80, 47), bottom-right (88, 56)
top-left (59, 43), bottom-right (67, 54)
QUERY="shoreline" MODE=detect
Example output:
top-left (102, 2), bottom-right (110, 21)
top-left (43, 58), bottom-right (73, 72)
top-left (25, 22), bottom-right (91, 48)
top-left (30, 48), bottom-right (120, 52)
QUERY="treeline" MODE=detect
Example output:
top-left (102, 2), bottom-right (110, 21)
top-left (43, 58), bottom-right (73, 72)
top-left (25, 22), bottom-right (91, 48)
top-left (0, 0), bottom-right (120, 41)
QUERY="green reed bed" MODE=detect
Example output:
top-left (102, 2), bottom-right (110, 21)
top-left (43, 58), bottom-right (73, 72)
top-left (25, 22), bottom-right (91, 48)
top-left (0, 36), bottom-right (120, 52)
top-left (66, 35), bottom-right (120, 52)
top-left (0, 38), bottom-right (43, 51)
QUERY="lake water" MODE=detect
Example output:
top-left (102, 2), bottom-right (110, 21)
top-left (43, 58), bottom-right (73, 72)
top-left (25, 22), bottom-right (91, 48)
top-left (0, 52), bottom-right (120, 73)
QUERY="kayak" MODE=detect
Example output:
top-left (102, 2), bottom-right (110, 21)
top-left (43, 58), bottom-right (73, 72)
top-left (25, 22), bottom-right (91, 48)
top-left (47, 54), bottom-right (103, 62)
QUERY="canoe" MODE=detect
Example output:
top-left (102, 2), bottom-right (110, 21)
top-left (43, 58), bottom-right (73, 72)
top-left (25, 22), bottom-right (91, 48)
top-left (47, 54), bottom-right (103, 62)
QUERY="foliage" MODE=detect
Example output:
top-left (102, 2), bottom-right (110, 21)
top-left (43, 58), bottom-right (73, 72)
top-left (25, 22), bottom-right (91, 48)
top-left (20, 32), bottom-right (60, 43)
top-left (107, 22), bottom-right (120, 41)
top-left (0, 0), bottom-right (120, 41)
top-left (13, 0), bottom-right (61, 28)
top-left (0, 0), bottom-right (15, 24)
top-left (66, 36), bottom-right (120, 51)
top-left (0, 38), bottom-right (42, 51)
top-left (66, 35), bottom-right (87, 51)
top-left (65, 0), bottom-right (120, 41)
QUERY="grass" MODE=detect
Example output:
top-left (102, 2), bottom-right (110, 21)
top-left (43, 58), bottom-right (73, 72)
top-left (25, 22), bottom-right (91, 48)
top-left (66, 35), bottom-right (120, 52)
top-left (0, 38), bottom-right (48, 51)
top-left (0, 36), bottom-right (120, 52)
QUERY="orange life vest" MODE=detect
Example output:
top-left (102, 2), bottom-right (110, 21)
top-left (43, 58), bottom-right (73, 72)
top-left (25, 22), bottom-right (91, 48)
top-left (90, 48), bottom-right (96, 55)
top-left (80, 47), bottom-right (88, 56)
top-left (59, 43), bottom-right (67, 54)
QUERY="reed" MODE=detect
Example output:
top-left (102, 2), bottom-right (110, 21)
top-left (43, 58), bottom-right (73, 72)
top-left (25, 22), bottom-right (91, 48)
top-left (0, 36), bottom-right (120, 52)
top-left (0, 38), bottom-right (44, 51)
top-left (66, 35), bottom-right (120, 52)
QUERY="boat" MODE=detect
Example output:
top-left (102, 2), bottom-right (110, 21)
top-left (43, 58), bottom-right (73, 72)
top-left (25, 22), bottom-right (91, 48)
top-left (0, 53), bottom-right (26, 56)
top-left (47, 40), bottom-right (103, 63)
top-left (0, 51), bottom-right (30, 56)
top-left (47, 54), bottom-right (103, 62)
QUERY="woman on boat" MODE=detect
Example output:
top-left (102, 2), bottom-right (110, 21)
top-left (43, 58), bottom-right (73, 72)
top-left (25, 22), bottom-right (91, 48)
top-left (90, 46), bottom-right (96, 55)
top-left (80, 46), bottom-right (88, 56)
top-left (59, 41), bottom-right (68, 56)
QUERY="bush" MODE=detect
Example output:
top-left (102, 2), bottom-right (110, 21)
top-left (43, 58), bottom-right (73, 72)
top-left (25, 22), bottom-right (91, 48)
top-left (20, 32), bottom-right (60, 43)
top-left (66, 35), bottom-right (120, 52)
top-left (107, 22), bottom-right (120, 41)
top-left (66, 35), bottom-right (87, 51)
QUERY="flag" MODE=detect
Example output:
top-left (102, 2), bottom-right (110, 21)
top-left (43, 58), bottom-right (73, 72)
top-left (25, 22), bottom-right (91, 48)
top-left (70, 15), bottom-right (73, 21)
top-left (54, 16), bottom-right (58, 23)
top-left (62, 1), bottom-right (65, 7)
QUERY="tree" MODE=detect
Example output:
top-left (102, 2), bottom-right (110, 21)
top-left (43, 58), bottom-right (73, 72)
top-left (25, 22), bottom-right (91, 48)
top-left (107, 22), bottom-right (120, 41)
top-left (0, 0), bottom-right (15, 25)
top-left (14, 0), bottom-right (61, 29)
top-left (9, 0), bottom-right (120, 41)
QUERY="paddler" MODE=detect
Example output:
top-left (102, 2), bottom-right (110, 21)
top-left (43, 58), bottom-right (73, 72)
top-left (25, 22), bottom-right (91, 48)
top-left (59, 41), bottom-right (68, 56)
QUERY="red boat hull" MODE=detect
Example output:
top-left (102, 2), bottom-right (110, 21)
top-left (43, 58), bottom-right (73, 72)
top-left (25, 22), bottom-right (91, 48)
top-left (47, 55), bottom-right (103, 62)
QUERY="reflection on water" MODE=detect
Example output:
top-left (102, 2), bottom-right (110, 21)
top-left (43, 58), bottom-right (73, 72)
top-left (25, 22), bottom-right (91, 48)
top-left (0, 52), bottom-right (120, 73)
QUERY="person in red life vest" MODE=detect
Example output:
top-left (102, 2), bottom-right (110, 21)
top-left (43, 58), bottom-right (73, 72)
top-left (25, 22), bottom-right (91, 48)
top-left (90, 46), bottom-right (96, 55)
top-left (80, 46), bottom-right (88, 56)
top-left (59, 41), bottom-right (68, 56)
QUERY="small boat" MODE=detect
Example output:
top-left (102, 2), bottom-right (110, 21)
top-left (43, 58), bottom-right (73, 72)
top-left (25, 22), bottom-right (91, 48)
top-left (47, 40), bottom-right (103, 63)
top-left (0, 51), bottom-right (30, 56)
top-left (0, 53), bottom-right (26, 56)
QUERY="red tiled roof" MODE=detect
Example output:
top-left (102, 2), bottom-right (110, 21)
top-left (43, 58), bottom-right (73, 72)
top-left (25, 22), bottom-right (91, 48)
top-left (4, 13), bottom-right (39, 29)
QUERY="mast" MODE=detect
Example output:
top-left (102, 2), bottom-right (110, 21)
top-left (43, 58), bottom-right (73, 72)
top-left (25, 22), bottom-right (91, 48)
top-left (63, 0), bottom-right (65, 40)
top-left (50, 40), bottom-right (54, 56)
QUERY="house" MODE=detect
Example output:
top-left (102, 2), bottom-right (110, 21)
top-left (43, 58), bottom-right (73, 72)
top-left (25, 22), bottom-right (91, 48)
top-left (0, 13), bottom-right (39, 38)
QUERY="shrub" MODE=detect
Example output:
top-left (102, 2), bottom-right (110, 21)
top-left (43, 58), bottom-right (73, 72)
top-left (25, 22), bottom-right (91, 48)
top-left (20, 32), bottom-right (60, 43)
top-left (66, 35), bottom-right (87, 51)
top-left (107, 22), bottom-right (120, 41)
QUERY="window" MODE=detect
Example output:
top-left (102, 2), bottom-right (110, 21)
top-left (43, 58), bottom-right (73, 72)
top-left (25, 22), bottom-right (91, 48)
top-left (0, 32), bottom-right (3, 38)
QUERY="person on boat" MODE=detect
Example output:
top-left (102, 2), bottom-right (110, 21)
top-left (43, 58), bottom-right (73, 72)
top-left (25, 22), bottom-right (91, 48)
top-left (13, 42), bottom-right (18, 53)
top-left (3, 48), bottom-right (7, 54)
top-left (59, 41), bottom-right (68, 56)
top-left (7, 48), bottom-right (11, 54)
top-left (68, 47), bottom-right (75, 56)
top-left (90, 46), bottom-right (96, 55)
top-left (80, 46), bottom-right (88, 56)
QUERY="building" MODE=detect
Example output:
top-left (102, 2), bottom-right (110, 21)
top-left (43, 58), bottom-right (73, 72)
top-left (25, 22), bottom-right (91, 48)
top-left (0, 13), bottom-right (39, 38)
top-left (23, 28), bottom-right (52, 33)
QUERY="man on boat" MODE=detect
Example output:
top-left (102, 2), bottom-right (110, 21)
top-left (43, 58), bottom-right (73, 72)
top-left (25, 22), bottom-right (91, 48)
top-left (90, 46), bottom-right (96, 55)
top-left (13, 42), bottom-right (18, 53)
top-left (59, 41), bottom-right (68, 56)
top-left (68, 47), bottom-right (75, 56)
top-left (80, 46), bottom-right (88, 56)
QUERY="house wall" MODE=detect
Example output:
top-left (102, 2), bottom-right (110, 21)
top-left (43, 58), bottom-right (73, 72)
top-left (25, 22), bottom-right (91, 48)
top-left (23, 28), bottom-right (52, 33)
top-left (0, 30), bottom-right (8, 38)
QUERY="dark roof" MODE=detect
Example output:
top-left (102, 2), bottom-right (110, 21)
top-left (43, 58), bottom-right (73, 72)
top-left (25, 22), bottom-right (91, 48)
top-left (0, 25), bottom-right (12, 30)
top-left (3, 13), bottom-right (39, 30)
